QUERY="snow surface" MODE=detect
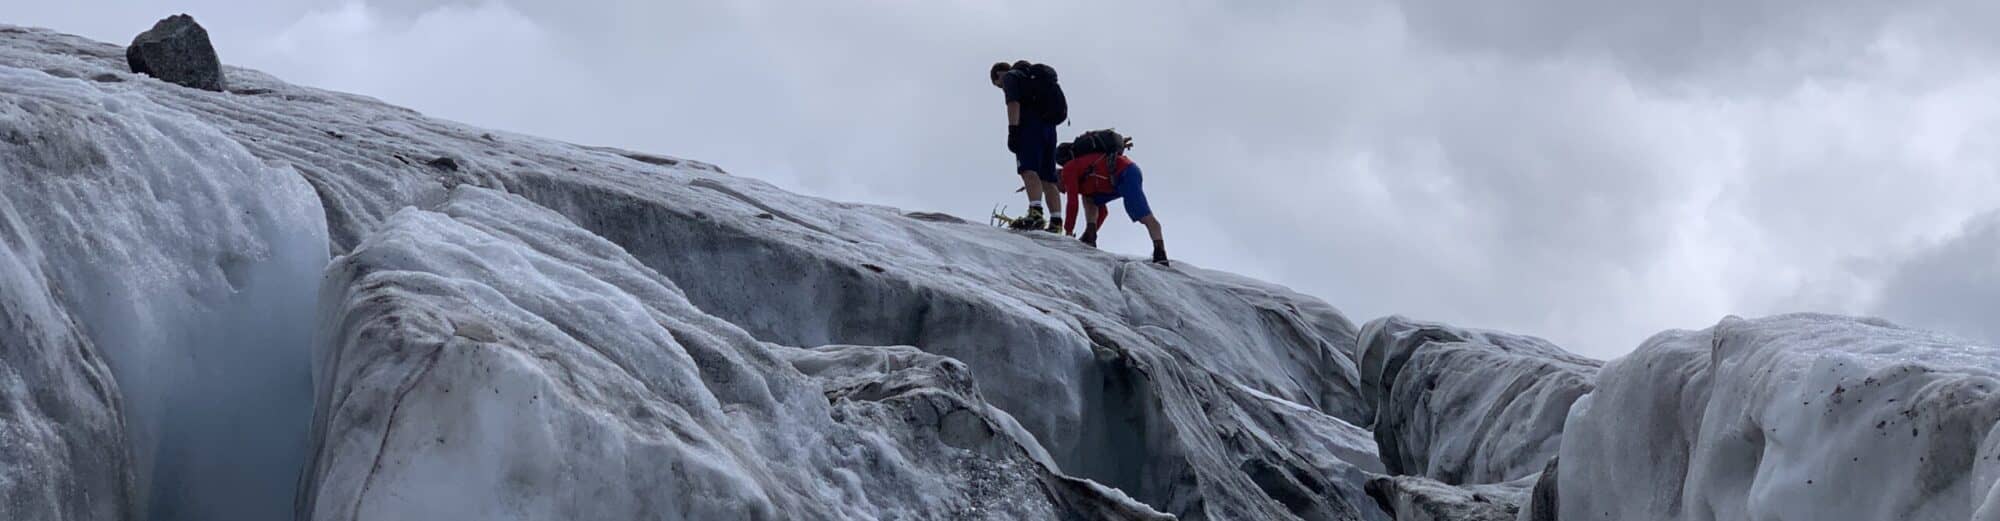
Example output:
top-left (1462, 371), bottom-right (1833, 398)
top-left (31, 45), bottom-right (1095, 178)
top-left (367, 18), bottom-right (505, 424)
top-left (0, 58), bottom-right (327, 521)
top-left (1559, 314), bottom-right (2000, 521)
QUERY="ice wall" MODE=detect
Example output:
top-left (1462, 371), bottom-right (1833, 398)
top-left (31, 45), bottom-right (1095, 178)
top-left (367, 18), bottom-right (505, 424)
top-left (0, 63), bottom-right (326, 520)
top-left (1559, 314), bottom-right (2000, 521)
top-left (1356, 317), bottom-right (1597, 485)
top-left (301, 187), bottom-right (1165, 520)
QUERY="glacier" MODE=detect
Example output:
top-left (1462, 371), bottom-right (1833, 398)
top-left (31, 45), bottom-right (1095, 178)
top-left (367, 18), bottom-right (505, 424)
top-left (302, 187), bottom-right (1165, 519)
top-left (0, 58), bottom-right (326, 521)
top-left (0, 24), bottom-right (1385, 520)
top-left (5, 20), bottom-right (2000, 521)
top-left (1355, 317), bottom-right (1597, 486)
top-left (1557, 314), bottom-right (2000, 521)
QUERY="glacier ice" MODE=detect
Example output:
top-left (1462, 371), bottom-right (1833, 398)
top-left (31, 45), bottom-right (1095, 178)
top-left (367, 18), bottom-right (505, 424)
top-left (0, 59), bottom-right (326, 521)
top-left (12, 20), bottom-right (2000, 521)
top-left (302, 186), bottom-right (1166, 519)
top-left (1356, 317), bottom-right (1597, 485)
top-left (0, 26), bottom-right (1393, 518)
top-left (0, 22), bottom-right (1387, 515)
top-left (1559, 314), bottom-right (2000, 521)
top-left (1364, 474), bottom-right (1527, 521)
top-left (0, 129), bottom-right (131, 519)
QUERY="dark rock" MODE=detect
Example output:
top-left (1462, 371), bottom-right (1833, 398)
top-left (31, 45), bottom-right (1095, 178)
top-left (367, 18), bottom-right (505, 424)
top-left (619, 152), bottom-right (679, 167)
top-left (89, 73), bottom-right (123, 83)
top-left (425, 157), bottom-right (460, 172)
top-left (903, 212), bottom-right (969, 225)
top-left (126, 14), bottom-right (226, 91)
top-left (229, 88), bottom-right (274, 96)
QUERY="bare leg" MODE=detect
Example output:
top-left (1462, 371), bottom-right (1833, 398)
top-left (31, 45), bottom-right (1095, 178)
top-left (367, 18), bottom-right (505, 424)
top-left (1140, 215), bottom-right (1167, 264)
top-left (1139, 215), bottom-right (1163, 242)
top-left (1043, 183), bottom-right (1063, 218)
top-left (1019, 172), bottom-right (1043, 204)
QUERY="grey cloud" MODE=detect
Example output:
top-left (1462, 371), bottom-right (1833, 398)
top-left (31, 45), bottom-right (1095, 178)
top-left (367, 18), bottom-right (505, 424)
top-left (1871, 212), bottom-right (2000, 345)
top-left (1397, 0), bottom-right (2000, 88)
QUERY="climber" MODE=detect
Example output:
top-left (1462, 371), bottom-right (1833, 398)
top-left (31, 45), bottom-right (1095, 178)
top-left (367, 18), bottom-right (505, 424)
top-left (1057, 130), bottom-right (1168, 266)
top-left (991, 60), bottom-right (1067, 233)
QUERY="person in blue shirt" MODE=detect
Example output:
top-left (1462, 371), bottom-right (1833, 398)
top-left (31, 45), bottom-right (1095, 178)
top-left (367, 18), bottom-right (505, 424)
top-left (991, 61), bottom-right (1063, 232)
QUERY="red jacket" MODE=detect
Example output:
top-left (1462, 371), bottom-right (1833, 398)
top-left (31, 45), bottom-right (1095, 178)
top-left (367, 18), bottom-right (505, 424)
top-left (1059, 152), bottom-right (1134, 235)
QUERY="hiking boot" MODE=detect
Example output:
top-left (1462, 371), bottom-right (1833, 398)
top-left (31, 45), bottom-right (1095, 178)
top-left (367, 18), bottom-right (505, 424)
top-left (1009, 207), bottom-right (1045, 231)
top-left (1079, 230), bottom-right (1098, 248)
top-left (1151, 240), bottom-right (1169, 266)
top-left (1046, 216), bottom-right (1065, 234)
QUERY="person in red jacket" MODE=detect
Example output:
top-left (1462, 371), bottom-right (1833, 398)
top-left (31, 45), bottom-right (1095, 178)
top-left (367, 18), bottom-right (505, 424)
top-left (1058, 140), bottom-right (1168, 265)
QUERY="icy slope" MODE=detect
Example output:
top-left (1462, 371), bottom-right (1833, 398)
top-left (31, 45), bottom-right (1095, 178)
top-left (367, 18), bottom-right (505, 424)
top-left (1356, 317), bottom-right (1597, 486)
top-left (22, 20), bottom-right (2000, 521)
top-left (0, 24), bottom-right (1390, 519)
top-left (1558, 314), bottom-right (2000, 521)
top-left (0, 60), bottom-right (327, 521)
top-left (304, 187), bottom-right (1165, 520)
top-left (0, 231), bottom-right (128, 521)
top-left (0, 67), bottom-right (137, 521)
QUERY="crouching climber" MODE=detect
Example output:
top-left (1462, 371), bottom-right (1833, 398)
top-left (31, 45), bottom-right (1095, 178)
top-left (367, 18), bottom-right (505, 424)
top-left (1057, 129), bottom-right (1168, 266)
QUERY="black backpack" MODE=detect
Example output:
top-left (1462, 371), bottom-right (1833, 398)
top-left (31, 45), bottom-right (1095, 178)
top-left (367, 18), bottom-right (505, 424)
top-left (1012, 62), bottom-right (1068, 125)
top-left (1069, 129), bottom-right (1131, 159)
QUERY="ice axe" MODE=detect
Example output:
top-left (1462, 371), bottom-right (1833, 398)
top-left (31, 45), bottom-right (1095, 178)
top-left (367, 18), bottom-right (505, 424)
top-left (989, 204), bottom-right (1015, 228)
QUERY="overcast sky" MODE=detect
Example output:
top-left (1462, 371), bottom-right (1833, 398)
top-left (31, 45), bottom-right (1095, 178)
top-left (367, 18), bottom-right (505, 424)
top-left (15, 0), bottom-right (2000, 357)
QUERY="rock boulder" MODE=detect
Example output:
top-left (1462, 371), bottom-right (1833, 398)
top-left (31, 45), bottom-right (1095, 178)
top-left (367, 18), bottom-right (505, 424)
top-left (127, 14), bottom-right (224, 91)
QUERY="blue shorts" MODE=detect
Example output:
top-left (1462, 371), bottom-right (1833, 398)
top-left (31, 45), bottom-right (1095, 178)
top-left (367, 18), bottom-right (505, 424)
top-left (1089, 163), bottom-right (1152, 221)
top-left (1013, 123), bottom-right (1059, 184)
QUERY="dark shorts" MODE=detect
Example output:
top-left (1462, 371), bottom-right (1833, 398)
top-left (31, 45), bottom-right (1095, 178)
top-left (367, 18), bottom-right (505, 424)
top-left (1013, 123), bottom-right (1059, 184)
top-left (1089, 163), bottom-right (1152, 221)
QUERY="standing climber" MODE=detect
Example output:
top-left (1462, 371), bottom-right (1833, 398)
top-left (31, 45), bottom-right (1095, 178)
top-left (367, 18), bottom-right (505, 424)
top-left (1057, 130), bottom-right (1169, 266)
top-left (991, 60), bottom-right (1067, 232)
